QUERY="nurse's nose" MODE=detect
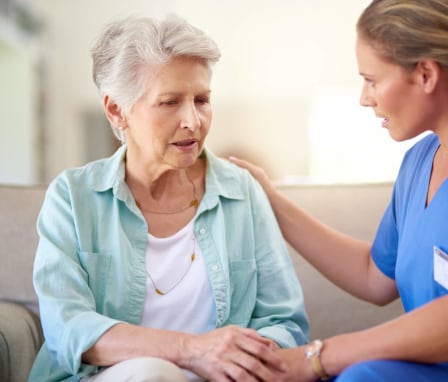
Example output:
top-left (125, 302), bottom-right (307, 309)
top-left (359, 85), bottom-right (376, 107)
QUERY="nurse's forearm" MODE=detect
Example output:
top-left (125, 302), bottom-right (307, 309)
top-left (321, 295), bottom-right (448, 376)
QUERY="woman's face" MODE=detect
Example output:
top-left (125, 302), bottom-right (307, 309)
top-left (355, 35), bottom-right (431, 142)
top-left (124, 56), bottom-right (212, 169)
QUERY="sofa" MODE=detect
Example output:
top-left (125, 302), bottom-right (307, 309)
top-left (0, 182), bottom-right (403, 382)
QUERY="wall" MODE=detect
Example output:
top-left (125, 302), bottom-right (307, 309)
top-left (36, 0), bottom-right (373, 182)
top-left (2, 0), bottom-right (419, 184)
top-left (0, 10), bottom-right (39, 185)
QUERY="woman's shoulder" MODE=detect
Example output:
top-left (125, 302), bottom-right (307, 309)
top-left (49, 146), bottom-right (126, 194)
top-left (204, 149), bottom-right (253, 183)
top-left (203, 149), bottom-right (263, 203)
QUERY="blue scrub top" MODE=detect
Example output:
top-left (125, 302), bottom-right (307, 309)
top-left (371, 133), bottom-right (448, 312)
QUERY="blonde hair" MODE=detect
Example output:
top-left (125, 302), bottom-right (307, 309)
top-left (357, 0), bottom-right (448, 68)
top-left (91, 14), bottom-right (221, 142)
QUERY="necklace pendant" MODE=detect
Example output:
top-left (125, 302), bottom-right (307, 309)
top-left (155, 288), bottom-right (165, 296)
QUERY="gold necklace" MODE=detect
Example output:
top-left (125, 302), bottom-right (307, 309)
top-left (136, 169), bottom-right (199, 215)
top-left (146, 236), bottom-right (196, 295)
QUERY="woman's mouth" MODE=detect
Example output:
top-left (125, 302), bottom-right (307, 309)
top-left (381, 118), bottom-right (389, 128)
top-left (172, 139), bottom-right (197, 150)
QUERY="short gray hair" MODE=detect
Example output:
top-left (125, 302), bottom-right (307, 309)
top-left (91, 14), bottom-right (221, 142)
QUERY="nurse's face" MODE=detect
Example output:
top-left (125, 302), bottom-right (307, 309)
top-left (356, 35), bottom-right (432, 142)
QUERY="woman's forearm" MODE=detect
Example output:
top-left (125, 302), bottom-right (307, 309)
top-left (82, 323), bottom-right (187, 366)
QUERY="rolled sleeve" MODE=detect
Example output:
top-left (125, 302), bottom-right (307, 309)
top-left (34, 179), bottom-right (122, 374)
top-left (249, 177), bottom-right (309, 347)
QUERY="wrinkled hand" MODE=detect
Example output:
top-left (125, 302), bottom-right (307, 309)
top-left (181, 325), bottom-right (287, 382)
top-left (228, 157), bottom-right (276, 198)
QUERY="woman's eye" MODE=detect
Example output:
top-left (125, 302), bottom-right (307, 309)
top-left (195, 98), bottom-right (209, 104)
top-left (161, 100), bottom-right (177, 106)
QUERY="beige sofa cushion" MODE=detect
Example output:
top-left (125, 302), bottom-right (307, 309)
top-left (278, 182), bottom-right (404, 339)
top-left (0, 185), bottom-right (46, 311)
top-left (0, 301), bottom-right (43, 382)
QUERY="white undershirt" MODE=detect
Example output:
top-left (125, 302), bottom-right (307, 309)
top-left (140, 220), bottom-right (216, 334)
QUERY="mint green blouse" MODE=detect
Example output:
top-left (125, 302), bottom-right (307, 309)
top-left (29, 146), bottom-right (309, 382)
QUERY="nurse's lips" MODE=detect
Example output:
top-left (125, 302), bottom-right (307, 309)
top-left (381, 118), bottom-right (390, 128)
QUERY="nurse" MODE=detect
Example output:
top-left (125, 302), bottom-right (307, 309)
top-left (231, 0), bottom-right (448, 380)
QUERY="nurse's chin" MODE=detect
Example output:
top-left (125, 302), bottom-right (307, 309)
top-left (387, 129), bottom-right (421, 143)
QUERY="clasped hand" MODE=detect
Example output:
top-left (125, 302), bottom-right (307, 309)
top-left (181, 325), bottom-right (288, 382)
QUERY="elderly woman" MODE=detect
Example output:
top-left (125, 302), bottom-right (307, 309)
top-left (29, 15), bottom-right (308, 382)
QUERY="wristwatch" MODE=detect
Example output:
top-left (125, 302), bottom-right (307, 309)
top-left (305, 339), bottom-right (331, 380)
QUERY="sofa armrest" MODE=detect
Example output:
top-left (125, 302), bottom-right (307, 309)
top-left (0, 301), bottom-right (43, 382)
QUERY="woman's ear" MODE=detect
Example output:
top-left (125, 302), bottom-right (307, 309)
top-left (415, 60), bottom-right (441, 94)
top-left (103, 95), bottom-right (126, 129)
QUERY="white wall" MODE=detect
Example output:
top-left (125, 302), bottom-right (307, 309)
top-left (0, 23), bottom-right (38, 184)
top-left (5, 0), bottom-right (415, 184)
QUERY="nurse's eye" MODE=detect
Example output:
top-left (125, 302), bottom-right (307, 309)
top-left (364, 78), bottom-right (375, 88)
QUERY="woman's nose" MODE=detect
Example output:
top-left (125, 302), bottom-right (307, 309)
top-left (180, 103), bottom-right (201, 130)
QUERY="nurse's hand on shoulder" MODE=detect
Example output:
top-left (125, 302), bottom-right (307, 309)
top-left (181, 325), bottom-right (288, 382)
top-left (228, 157), bottom-right (276, 197)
